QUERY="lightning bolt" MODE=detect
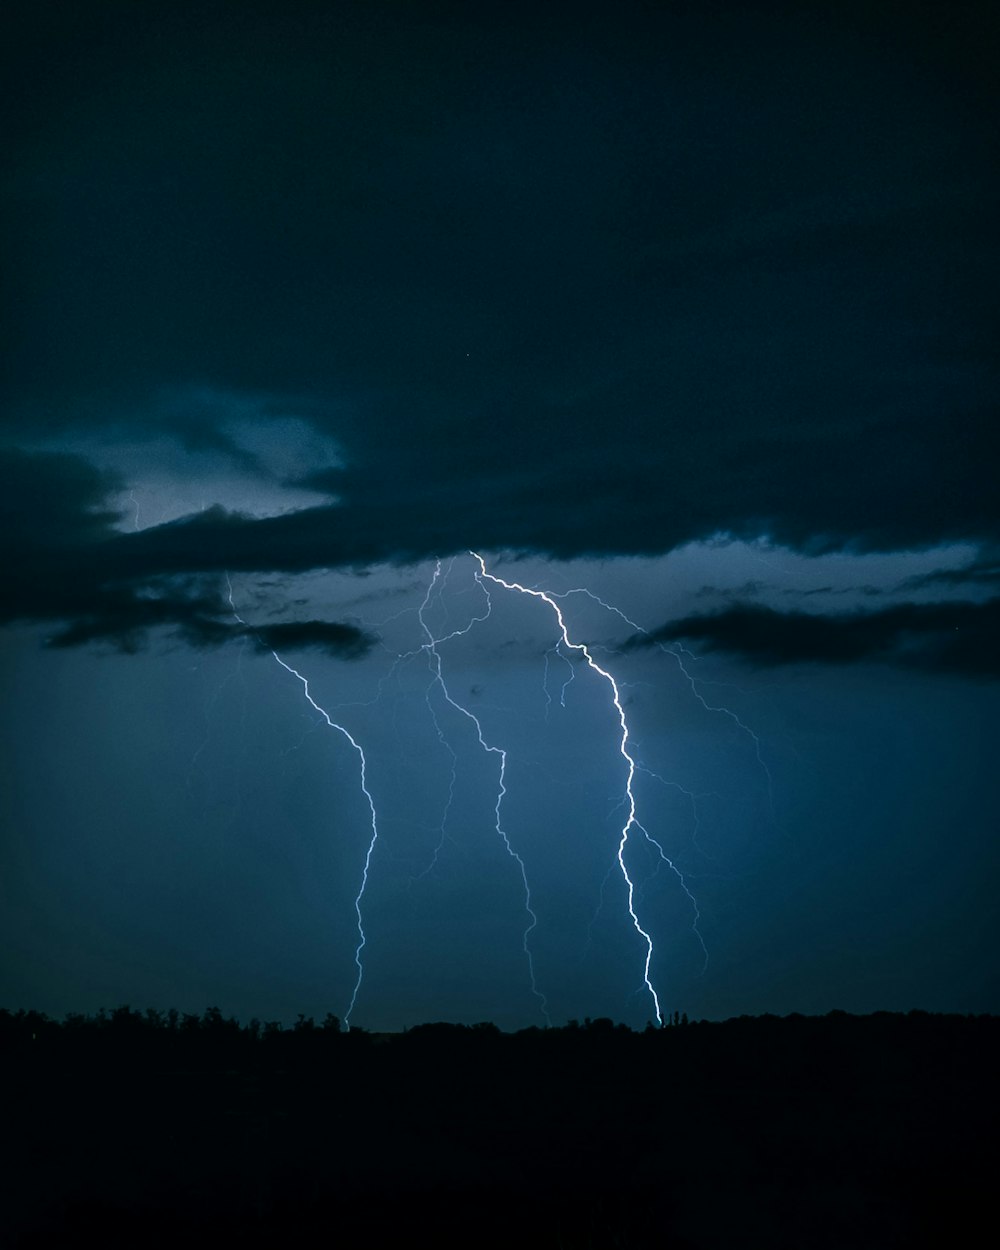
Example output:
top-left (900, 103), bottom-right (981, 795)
top-left (417, 560), bottom-right (551, 1025)
top-left (226, 575), bottom-right (378, 1030)
top-left (219, 554), bottom-right (748, 1030)
top-left (472, 552), bottom-right (666, 1026)
top-left (507, 571), bottom-right (777, 996)
top-left (549, 585), bottom-right (775, 817)
top-left (587, 768), bottom-right (710, 975)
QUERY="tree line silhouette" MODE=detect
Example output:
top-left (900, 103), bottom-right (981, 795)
top-left (3, 1007), bottom-right (996, 1248)
top-left (1, 1003), bottom-right (703, 1067)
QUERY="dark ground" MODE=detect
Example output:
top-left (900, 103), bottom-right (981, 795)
top-left (2, 1009), bottom-right (994, 1247)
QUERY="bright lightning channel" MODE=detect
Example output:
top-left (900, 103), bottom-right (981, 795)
top-left (471, 552), bottom-right (667, 1026)
top-left (226, 575), bottom-right (378, 1030)
top-left (549, 584), bottom-right (774, 816)
top-left (417, 560), bottom-right (551, 1025)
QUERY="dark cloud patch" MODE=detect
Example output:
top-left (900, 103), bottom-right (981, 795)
top-left (1, 448), bottom-right (121, 554)
top-left (49, 600), bottom-right (374, 658)
top-left (0, 451), bottom-right (373, 656)
top-left (899, 555), bottom-right (1000, 593)
top-left (44, 582), bottom-right (231, 653)
top-left (0, 448), bottom-right (130, 630)
top-left (42, 578), bottom-right (373, 658)
top-left (641, 599), bottom-right (1000, 678)
top-left (244, 620), bottom-right (373, 659)
top-left (782, 585), bottom-right (887, 599)
top-left (695, 581), bottom-right (767, 601)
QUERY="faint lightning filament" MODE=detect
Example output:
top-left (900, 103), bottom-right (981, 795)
top-left (418, 561), bottom-right (551, 1024)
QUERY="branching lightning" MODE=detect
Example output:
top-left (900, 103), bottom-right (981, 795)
top-left (226, 575), bottom-right (378, 1030)
top-left (549, 584), bottom-right (775, 816)
top-left (217, 552), bottom-right (757, 1030)
top-left (417, 560), bottom-right (551, 1025)
top-left (268, 654), bottom-right (379, 1029)
top-left (472, 552), bottom-right (667, 1025)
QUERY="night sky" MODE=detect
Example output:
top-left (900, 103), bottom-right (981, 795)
top-left (2, 0), bottom-right (997, 1031)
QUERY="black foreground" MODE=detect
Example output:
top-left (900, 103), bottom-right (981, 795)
top-left (3, 1009), bottom-right (994, 1248)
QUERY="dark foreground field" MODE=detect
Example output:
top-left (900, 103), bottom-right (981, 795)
top-left (2, 1009), bottom-right (995, 1248)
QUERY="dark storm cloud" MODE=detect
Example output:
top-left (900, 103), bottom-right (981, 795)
top-left (44, 583), bottom-right (232, 653)
top-left (642, 598), bottom-right (1000, 678)
top-left (899, 554), bottom-right (1000, 593)
top-left (244, 620), bottom-right (373, 659)
top-left (1, 1), bottom-right (998, 571)
top-left (47, 600), bottom-right (373, 658)
top-left (0, 449), bottom-right (127, 628)
top-left (0, 450), bottom-right (373, 655)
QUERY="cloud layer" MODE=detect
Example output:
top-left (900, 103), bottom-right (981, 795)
top-left (643, 598), bottom-right (1000, 678)
top-left (0, 450), bottom-right (373, 656)
top-left (2, 2), bottom-right (998, 649)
